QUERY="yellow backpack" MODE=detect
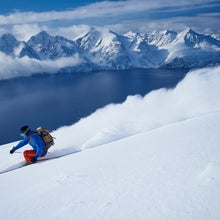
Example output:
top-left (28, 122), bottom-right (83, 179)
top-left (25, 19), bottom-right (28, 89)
top-left (35, 127), bottom-right (55, 148)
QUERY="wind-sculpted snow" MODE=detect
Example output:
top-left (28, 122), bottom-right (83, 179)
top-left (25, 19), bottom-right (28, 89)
top-left (52, 66), bottom-right (220, 150)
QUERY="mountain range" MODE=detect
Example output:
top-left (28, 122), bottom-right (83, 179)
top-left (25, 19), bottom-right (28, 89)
top-left (0, 28), bottom-right (220, 72)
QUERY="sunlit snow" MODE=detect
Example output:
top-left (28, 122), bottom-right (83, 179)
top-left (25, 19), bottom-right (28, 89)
top-left (0, 66), bottom-right (220, 220)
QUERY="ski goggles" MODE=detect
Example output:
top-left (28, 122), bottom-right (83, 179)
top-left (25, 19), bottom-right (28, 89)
top-left (20, 133), bottom-right (25, 137)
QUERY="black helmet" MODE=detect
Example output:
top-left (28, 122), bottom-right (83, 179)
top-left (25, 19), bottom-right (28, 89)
top-left (20, 125), bottom-right (30, 135)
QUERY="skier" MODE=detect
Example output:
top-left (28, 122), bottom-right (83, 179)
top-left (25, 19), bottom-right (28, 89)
top-left (10, 125), bottom-right (48, 165)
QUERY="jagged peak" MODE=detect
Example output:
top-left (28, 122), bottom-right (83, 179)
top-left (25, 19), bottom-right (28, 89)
top-left (0, 33), bottom-right (18, 42)
top-left (35, 31), bottom-right (51, 37)
top-left (0, 27), bottom-right (219, 70)
top-left (176, 28), bottom-right (199, 42)
top-left (179, 27), bottom-right (199, 37)
top-left (79, 28), bottom-right (102, 42)
top-left (27, 31), bottom-right (54, 44)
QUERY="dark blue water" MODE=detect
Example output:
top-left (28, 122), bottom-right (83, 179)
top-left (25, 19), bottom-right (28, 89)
top-left (0, 68), bottom-right (188, 145)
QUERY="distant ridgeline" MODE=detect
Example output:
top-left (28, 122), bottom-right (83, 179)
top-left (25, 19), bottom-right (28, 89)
top-left (0, 28), bottom-right (220, 72)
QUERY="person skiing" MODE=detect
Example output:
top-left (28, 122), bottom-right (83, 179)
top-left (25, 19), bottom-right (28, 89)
top-left (10, 125), bottom-right (48, 165)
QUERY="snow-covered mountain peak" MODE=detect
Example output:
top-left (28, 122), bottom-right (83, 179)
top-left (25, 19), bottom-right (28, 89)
top-left (102, 29), bottom-right (120, 43)
top-left (176, 28), bottom-right (192, 39)
top-left (30, 31), bottom-right (51, 40)
top-left (175, 28), bottom-right (203, 46)
top-left (0, 33), bottom-right (18, 42)
top-left (0, 33), bottom-right (20, 55)
top-left (148, 29), bottom-right (177, 47)
top-left (182, 27), bottom-right (195, 34)
top-left (174, 28), bottom-right (220, 49)
top-left (77, 28), bottom-right (122, 54)
top-left (0, 28), bottom-right (220, 73)
top-left (27, 31), bottom-right (54, 47)
top-left (26, 31), bottom-right (77, 60)
top-left (76, 28), bottom-right (103, 52)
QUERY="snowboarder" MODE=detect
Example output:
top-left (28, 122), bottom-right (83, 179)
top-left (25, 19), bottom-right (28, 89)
top-left (10, 125), bottom-right (48, 165)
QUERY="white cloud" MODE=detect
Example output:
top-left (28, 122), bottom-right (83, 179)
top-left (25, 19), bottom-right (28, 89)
top-left (7, 24), bottom-right (91, 41)
top-left (0, 0), bottom-right (219, 39)
top-left (12, 24), bottom-right (48, 41)
top-left (55, 25), bottom-right (91, 40)
top-left (0, 53), bottom-right (82, 80)
top-left (0, 27), bottom-right (7, 35)
top-left (0, 0), bottom-right (217, 25)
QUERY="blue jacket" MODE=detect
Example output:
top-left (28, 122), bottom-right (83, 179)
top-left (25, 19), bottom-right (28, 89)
top-left (13, 130), bottom-right (47, 160)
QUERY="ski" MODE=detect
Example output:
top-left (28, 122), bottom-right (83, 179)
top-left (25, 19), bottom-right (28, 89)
top-left (0, 148), bottom-right (81, 175)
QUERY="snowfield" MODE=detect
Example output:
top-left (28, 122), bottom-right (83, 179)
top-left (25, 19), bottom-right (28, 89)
top-left (0, 66), bottom-right (220, 220)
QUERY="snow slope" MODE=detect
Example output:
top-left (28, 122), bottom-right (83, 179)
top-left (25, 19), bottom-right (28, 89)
top-left (0, 66), bottom-right (220, 220)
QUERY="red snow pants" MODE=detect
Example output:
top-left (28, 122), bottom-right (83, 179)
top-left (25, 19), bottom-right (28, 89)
top-left (23, 150), bottom-right (46, 162)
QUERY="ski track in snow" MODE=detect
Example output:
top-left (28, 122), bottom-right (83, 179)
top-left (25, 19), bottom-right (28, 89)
top-left (1, 111), bottom-right (219, 220)
top-left (0, 146), bottom-right (80, 175)
top-left (0, 66), bottom-right (220, 219)
top-left (1, 109), bottom-right (219, 175)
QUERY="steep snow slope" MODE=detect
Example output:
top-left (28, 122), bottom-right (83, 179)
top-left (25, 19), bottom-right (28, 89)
top-left (0, 66), bottom-right (220, 220)
top-left (0, 112), bottom-right (220, 220)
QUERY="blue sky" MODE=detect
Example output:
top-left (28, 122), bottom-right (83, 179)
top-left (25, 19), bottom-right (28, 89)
top-left (0, 0), bottom-right (219, 40)
top-left (0, 0), bottom-right (116, 14)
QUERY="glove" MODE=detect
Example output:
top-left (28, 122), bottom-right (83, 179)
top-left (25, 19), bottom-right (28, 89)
top-left (10, 148), bottom-right (15, 154)
top-left (30, 157), bottom-right (37, 163)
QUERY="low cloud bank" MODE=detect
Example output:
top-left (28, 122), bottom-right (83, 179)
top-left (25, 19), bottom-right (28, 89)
top-left (0, 53), bottom-right (81, 80)
top-left (53, 66), bottom-right (220, 150)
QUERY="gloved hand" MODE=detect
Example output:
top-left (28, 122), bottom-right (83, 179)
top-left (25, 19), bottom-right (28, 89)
top-left (10, 148), bottom-right (15, 154)
top-left (30, 157), bottom-right (37, 163)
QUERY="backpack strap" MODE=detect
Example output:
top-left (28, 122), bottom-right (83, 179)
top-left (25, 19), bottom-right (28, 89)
top-left (29, 132), bottom-right (40, 146)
